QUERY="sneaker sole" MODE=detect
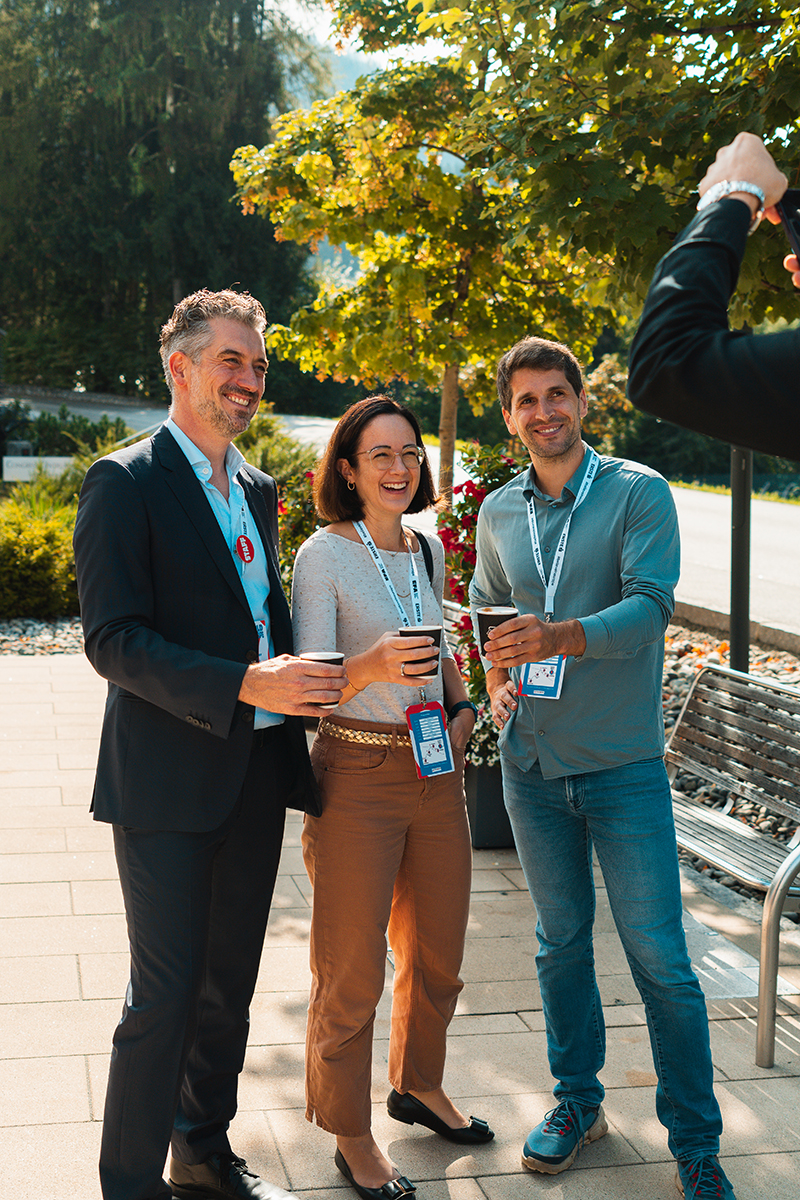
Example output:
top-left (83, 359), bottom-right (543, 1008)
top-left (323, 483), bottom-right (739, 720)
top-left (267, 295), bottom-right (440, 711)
top-left (521, 1106), bottom-right (609, 1175)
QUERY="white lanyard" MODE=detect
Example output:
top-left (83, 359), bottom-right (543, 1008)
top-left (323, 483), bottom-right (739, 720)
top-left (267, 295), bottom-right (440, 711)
top-left (234, 488), bottom-right (256, 567)
top-left (353, 520), bottom-right (423, 627)
top-left (526, 448), bottom-right (600, 620)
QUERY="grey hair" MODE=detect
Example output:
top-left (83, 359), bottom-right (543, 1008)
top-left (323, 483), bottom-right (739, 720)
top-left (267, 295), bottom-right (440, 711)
top-left (159, 288), bottom-right (267, 397)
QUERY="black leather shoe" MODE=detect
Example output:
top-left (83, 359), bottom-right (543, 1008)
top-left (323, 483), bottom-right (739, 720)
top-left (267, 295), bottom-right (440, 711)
top-left (169, 1152), bottom-right (297, 1200)
top-left (334, 1148), bottom-right (416, 1200)
top-left (387, 1089), bottom-right (495, 1144)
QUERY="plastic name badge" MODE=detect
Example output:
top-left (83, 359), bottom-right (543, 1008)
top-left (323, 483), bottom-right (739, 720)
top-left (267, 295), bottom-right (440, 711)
top-left (405, 701), bottom-right (455, 779)
top-left (518, 655), bottom-right (566, 700)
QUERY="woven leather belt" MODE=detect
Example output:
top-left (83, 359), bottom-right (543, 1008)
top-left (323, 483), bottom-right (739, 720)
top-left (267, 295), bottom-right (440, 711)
top-left (319, 718), bottom-right (411, 748)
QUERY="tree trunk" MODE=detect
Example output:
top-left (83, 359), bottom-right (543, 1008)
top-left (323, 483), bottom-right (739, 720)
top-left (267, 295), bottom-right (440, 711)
top-left (438, 362), bottom-right (459, 507)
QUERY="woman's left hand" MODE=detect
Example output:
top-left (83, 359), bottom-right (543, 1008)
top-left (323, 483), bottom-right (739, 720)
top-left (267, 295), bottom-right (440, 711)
top-left (449, 708), bottom-right (476, 754)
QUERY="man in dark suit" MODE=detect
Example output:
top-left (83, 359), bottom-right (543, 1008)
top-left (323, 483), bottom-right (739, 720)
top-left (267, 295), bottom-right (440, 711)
top-left (73, 289), bottom-right (346, 1200)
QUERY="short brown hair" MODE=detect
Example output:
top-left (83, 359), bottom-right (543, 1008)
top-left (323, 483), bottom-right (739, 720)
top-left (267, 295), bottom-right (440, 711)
top-left (314, 396), bottom-right (439, 522)
top-left (159, 289), bottom-right (267, 397)
top-left (496, 337), bottom-right (584, 411)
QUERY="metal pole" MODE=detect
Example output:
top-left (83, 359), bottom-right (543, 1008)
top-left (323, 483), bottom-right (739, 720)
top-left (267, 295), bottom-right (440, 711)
top-left (729, 446), bottom-right (752, 672)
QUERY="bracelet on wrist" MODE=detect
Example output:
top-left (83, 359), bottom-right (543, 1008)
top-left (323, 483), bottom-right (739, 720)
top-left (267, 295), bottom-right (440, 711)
top-left (448, 700), bottom-right (478, 722)
top-left (343, 658), bottom-right (363, 693)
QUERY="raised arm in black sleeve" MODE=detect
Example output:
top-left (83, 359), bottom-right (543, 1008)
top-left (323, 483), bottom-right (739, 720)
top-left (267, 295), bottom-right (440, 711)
top-left (629, 198), bottom-right (800, 462)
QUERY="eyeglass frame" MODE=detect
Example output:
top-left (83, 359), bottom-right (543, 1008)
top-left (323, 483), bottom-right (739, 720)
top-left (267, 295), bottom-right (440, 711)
top-left (353, 445), bottom-right (426, 469)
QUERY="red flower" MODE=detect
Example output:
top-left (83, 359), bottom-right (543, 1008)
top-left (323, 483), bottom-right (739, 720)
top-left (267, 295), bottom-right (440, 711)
top-left (449, 581), bottom-right (467, 605)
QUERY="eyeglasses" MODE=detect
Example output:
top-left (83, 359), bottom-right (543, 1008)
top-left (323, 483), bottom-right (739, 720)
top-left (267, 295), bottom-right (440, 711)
top-left (355, 446), bottom-right (425, 470)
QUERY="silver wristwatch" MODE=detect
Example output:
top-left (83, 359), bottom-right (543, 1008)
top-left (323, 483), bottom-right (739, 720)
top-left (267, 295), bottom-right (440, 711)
top-left (696, 179), bottom-right (766, 233)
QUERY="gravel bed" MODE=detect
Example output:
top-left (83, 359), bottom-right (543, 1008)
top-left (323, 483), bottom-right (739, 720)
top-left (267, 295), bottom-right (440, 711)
top-left (3, 615), bottom-right (799, 919)
top-left (0, 616), bottom-right (84, 655)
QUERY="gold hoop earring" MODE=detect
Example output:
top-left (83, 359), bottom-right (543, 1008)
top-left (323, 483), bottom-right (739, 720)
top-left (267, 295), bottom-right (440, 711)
top-left (346, 480), bottom-right (355, 491)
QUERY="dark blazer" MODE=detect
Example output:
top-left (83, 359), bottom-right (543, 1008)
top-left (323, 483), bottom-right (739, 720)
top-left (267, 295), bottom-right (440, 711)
top-left (73, 424), bottom-right (320, 831)
top-left (629, 199), bottom-right (800, 462)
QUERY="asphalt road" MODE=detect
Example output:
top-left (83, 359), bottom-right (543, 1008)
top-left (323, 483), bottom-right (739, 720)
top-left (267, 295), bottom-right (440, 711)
top-left (15, 397), bottom-right (800, 638)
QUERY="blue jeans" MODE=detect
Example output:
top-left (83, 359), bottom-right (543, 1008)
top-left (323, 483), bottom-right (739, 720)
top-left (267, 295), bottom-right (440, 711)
top-left (502, 755), bottom-right (722, 1160)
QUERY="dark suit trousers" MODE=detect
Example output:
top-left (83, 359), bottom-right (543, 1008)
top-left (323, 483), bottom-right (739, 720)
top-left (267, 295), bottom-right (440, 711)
top-left (99, 727), bottom-right (292, 1200)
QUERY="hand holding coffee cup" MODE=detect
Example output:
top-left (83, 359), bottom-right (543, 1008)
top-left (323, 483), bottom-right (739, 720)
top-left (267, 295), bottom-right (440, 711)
top-left (397, 625), bottom-right (441, 680)
top-left (476, 606), bottom-right (519, 654)
top-left (300, 651), bottom-right (346, 709)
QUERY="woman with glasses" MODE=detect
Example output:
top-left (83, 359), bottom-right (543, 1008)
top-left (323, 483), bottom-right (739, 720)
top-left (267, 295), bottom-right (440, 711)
top-left (291, 396), bottom-right (492, 1200)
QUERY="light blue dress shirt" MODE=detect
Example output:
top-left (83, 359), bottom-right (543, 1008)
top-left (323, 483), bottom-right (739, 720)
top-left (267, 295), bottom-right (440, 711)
top-left (469, 444), bottom-right (679, 777)
top-left (165, 419), bottom-right (282, 729)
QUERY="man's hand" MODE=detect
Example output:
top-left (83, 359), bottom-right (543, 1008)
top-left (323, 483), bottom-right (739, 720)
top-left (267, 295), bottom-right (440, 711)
top-left (482, 612), bottom-right (586, 669)
top-left (782, 253), bottom-right (800, 289)
top-left (487, 669), bottom-right (518, 730)
top-left (698, 132), bottom-right (788, 213)
top-left (238, 654), bottom-right (347, 717)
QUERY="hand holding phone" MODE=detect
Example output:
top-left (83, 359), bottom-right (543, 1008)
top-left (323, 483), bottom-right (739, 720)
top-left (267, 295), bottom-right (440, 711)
top-left (776, 188), bottom-right (800, 260)
top-left (773, 188), bottom-right (800, 288)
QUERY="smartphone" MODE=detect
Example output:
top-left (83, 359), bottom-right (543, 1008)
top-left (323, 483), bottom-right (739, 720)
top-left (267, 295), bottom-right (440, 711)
top-left (776, 188), bottom-right (800, 260)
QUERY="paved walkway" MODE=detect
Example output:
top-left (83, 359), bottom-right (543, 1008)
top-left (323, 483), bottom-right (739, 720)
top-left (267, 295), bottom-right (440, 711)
top-left (3, 654), bottom-right (800, 1199)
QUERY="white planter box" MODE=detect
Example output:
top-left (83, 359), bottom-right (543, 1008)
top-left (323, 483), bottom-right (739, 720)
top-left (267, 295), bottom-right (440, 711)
top-left (2, 456), bottom-right (73, 481)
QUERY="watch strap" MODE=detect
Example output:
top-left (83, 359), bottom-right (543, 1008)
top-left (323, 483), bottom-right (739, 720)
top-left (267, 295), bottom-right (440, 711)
top-left (696, 179), bottom-right (765, 233)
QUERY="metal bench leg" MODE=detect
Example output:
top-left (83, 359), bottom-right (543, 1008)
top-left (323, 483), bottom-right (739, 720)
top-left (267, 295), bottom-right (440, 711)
top-left (756, 846), bottom-right (800, 1068)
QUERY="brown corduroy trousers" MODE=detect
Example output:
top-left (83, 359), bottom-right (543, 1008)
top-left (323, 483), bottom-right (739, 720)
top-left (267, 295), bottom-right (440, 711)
top-left (302, 717), bottom-right (472, 1136)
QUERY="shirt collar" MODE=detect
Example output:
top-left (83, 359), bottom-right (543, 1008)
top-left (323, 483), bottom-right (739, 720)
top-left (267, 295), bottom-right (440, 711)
top-left (522, 441), bottom-right (592, 504)
top-left (165, 417), bottom-right (245, 481)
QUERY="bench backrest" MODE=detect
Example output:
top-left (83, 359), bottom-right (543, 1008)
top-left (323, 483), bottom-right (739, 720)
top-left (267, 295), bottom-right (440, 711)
top-left (665, 664), bottom-right (800, 826)
top-left (442, 599), bottom-right (466, 653)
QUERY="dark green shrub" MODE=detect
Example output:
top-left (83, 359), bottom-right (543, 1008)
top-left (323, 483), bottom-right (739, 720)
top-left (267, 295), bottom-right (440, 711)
top-left (0, 498), bottom-right (79, 618)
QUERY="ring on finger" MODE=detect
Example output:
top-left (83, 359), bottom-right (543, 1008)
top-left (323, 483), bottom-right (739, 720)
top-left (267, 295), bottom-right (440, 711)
top-left (400, 662), bottom-right (405, 677)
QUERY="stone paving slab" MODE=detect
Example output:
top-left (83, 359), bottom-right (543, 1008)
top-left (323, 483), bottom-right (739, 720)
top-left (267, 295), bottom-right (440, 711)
top-left (2, 653), bottom-right (800, 1200)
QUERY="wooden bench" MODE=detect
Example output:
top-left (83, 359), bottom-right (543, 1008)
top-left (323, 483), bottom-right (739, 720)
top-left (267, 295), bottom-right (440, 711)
top-left (442, 599), bottom-right (467, 654)
top-left (666, 664), bottom-right (800, 1067)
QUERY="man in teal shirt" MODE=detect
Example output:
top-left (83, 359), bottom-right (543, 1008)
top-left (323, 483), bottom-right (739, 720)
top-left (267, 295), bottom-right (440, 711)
top-left (469, 336), bottom-right (736, 1200)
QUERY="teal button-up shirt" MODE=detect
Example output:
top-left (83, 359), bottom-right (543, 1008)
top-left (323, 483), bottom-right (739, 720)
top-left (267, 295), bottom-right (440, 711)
top-left (469, 445), bottom-right (679, 777)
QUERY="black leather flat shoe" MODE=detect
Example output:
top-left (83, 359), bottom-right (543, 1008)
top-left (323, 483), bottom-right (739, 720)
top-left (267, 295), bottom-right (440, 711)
top-left (387, 1089), bottom-right (495, 1144)
top-left (334, 1149), bottom-right (416, 1200)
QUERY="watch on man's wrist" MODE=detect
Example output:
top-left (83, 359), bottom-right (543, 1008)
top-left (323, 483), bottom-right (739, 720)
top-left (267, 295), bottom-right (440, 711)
top-left (696, 179), bottom-right (766, 233)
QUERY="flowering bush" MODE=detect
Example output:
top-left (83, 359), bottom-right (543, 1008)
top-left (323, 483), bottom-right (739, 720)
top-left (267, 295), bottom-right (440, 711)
top-left (277, 470), bottom-right (319, 600)
top-left (438, 440), bottom-right (526, 705)
top-left (464, 701), bottom-right (502, 768)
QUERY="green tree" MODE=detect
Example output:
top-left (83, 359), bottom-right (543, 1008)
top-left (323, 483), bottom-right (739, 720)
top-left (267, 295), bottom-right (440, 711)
top-left (232, 60), bottom-right (610, 499)
top-left (0, 0), bottom-right (327, 397)
top-left (378, 0), bottom-right (800, 323)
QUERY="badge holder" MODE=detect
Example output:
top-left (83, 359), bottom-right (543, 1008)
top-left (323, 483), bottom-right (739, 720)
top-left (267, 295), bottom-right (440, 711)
top-left (518, 655), bottom-right (566, 700)
top-left (405, 701), bottom-right (455, 779)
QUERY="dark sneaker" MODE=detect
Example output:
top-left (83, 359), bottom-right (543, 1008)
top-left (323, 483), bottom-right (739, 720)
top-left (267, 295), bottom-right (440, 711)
top-left (676, 1155), bottom-right (737, 1199)
top-left (521, 1100), bottom-right (608, 1174)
